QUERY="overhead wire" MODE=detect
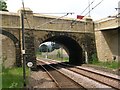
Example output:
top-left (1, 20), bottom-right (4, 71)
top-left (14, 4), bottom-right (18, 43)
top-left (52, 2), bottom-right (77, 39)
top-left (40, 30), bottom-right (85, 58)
top-left (21, 0), bottom-right (104, 30)
top-left (33, 12), bottom-right (74, 15)
top-left (21, 0), bottom-right (74, 29)
top-left (38, 0), bottom-right (95, 30)
top-left (81, 0), bottom-right (95, 15)
top-left (70, 0), bottom-right (104, 27)
top-left (84, 0), bottom-right (104, 16)
top-left (35, 0), bottom-right (95, 29)
top-left (37, 13), bottom-right (74, 28)
top-left (21, 0), bottom-right (32, 30)
top-left (95, 7), bottom-right (118, 28)
top-left (80, 0), bottom-right (104, 59)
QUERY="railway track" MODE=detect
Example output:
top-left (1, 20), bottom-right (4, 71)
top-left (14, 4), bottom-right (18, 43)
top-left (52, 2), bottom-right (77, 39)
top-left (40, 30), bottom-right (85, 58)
top-left (59, 63), bottom-right (120, 90)
top-left (37, 59), bottom-right (120, 90)
top-left (37, 60), bottom-right (86, 89)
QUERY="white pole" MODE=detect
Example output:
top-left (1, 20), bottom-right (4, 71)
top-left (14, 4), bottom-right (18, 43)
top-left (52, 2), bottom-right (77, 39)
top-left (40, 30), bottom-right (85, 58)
top-left (85, 51), bottom-right (88, 63)
top-left (88, 0), bottom-right (91, 17)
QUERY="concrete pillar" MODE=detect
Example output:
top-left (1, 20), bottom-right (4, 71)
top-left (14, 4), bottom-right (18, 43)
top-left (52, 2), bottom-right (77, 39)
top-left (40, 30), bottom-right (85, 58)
top-left (18, 8), bottom-right (37, 70)
top-left (18, 8), bottom-right (34, 28)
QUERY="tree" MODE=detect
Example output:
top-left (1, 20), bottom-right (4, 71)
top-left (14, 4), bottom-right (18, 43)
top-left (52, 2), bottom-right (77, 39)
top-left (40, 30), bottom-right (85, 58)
top-left (39, 44), bottom-right (49, 52)
top-left (0, 0), bottom-right (8, 11)
top-left (52, 43), bottom-right (60, 50)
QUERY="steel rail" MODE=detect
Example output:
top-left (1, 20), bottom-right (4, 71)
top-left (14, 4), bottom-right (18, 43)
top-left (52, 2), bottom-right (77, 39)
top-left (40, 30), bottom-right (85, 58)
top-left (43, 59), bottom-right (120, 90)
top-left (37, 60), bottom-right (87, 89)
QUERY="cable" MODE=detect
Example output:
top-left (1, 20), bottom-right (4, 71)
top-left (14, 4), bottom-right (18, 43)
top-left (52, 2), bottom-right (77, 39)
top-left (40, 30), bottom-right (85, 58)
top-left (33, 12), bottom-right (74, 15)
top-left (21, 0), bottom-right (104, 30)
top-left (24, 14), bottom-right (32, 30)
top-left (37, 13), bottom-right (74, 28)
top-left (71, 0), bottom-right (104, 24)
top-left (81, 0), bottom-right (95, 15)
top-left (20, 2), bottom-right (74, 30)
top-left (36, 0), bottom-right (104, 29)
top-left (21, 0), bottom-right (74, 29)
top-left (21, 0), bottom-right (33, 30)
top-left (84, 0), bottom-right (104, 16)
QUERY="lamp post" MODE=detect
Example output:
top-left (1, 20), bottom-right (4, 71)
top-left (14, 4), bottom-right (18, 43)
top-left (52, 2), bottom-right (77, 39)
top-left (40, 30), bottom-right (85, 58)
top-left (21, 11), bottom-right (26, 87)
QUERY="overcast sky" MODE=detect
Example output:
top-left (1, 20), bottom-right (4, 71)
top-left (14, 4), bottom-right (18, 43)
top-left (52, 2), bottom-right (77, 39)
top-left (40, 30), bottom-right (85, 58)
top-left (7, 0), bottom-right (119, 20)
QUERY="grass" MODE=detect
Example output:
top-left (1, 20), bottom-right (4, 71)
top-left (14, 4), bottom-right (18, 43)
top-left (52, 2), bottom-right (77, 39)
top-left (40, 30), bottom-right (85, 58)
top-left (36, 52), bottom-right (120, 69)
top-left (37, 54), bottom-right (69, 62)
top-left (90, 53), bottom-right (120, 69)
top-left (2, 67), bottom-right (29, 88)
top-left (49, 57), bottom-right (69, 62)
top-left (0, 65), bottom-right (2, 90)
top-left (91, 60), bottom-right (120, 69)
top-left (36, 52), bottom-right (69, 62)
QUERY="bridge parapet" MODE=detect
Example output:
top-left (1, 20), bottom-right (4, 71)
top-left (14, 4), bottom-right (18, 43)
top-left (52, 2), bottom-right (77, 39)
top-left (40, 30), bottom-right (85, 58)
top-left (0, 11), bottom-right (20, 28)
top-left (1, 8), bottom-right (94, 33)
top-left (95, 17), bottom-right (119, 31)
top-left (33, 14), bottom-right (94, 33)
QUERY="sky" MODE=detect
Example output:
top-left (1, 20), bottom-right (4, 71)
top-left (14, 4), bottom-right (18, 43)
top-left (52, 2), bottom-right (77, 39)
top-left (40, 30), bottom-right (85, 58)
top-left (6, 0), bottom-right (119, 20)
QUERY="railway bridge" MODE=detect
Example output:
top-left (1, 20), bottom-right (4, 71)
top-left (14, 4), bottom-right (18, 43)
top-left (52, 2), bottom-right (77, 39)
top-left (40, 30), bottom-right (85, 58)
top-left (94, 15), bottom-right (120, 62)
top-left (0, 8), bottom-right (96, 69)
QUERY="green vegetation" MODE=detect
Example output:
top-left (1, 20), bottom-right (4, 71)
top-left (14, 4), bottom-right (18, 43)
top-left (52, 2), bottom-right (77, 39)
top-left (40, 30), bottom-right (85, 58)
top-left (36, 51), bottom-right (69, 62)
top-left (49, 56), bottom-right (69, 62)
top-left (37, 51), bottom-right (119, 69)
top-left (91, 60), bottom-right (120, 69)
top-left (89, 53), bottom-right (98, 64)
top-left (2, 67), bottom-right (29, 88)
top-left (0, 0), bottom-right (8, 11)
top-left (38, 42), bottom-right (60, 53)
top-left (0, 65), bottom-right (2, 90)
top-left (90, 54), bottom-right (120, 69)
top-left (36, 51), bottom-right (42, 56)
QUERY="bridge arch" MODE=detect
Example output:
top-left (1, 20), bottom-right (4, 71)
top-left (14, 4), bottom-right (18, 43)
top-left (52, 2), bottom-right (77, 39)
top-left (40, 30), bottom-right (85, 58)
top-left (0, 29), bottom-right (21, 67)
top-left (39, 34), bottom-right (84, 65)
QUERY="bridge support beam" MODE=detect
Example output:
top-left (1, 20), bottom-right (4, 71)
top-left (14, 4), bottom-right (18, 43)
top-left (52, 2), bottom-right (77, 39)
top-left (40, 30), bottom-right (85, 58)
top-left (25, 33), bottom-right (37, 70)
top-left (19, 8), bottom-right (37, 70)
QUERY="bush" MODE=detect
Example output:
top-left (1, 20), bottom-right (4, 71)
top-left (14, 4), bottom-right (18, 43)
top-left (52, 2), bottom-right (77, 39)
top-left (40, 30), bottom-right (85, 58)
top-left (57, 50), bottom-right (61, 58)
top-left (89, 53), bottom-right (98, 64)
